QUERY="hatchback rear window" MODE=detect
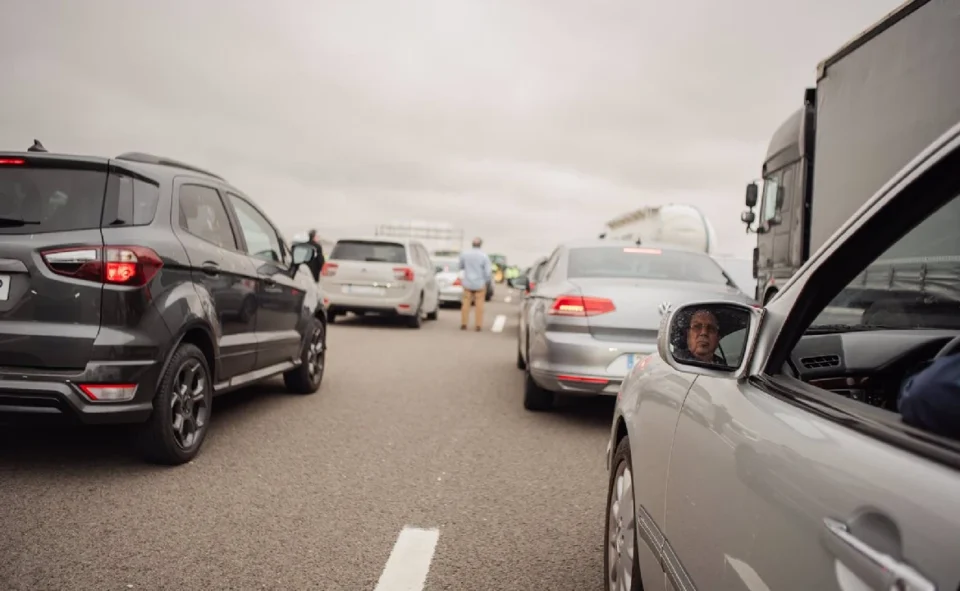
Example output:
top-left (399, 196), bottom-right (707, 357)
top-left (567, 246), bottom-right (731, 285)
top-left (331, 240), bottom-right (407, 264)
top-left (0, 165), bottom-right (107, 234)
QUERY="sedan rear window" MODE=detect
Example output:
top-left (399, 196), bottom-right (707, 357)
top-left (567, 246), bottom-right (731, 285)
top-left (0, 164), bottom-right (107, 234)
top-left (331, 240), bottom-right (408, 264)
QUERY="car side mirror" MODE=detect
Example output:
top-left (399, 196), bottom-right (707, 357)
top-left (509, 276), bottom-right (529, 291)
top-left (290, 242), bottom-right (318, 278)
top-left (658, 301), bottom-right (763, 380)
top-left (745, 183), bottom-right (758, 208)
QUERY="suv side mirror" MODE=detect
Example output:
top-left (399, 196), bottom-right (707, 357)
top-left (658, 301), bottom-right (763, 380)
top-left (745, 183), bottom-right (758, 208)
top-left (290, 242), bottom-right (319, 279)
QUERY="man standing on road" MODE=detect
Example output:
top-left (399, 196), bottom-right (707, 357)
top-left (459, 237), bottom-right (492, 332)
top-left (306, 229), bottom-right (325, 282)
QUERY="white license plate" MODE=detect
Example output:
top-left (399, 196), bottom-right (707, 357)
top-left (0, 274), bottom-right (9, 301)
top-left (343, 285), bottom-right (385, 296)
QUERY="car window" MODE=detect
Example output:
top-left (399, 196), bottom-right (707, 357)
top-left (567, 246), bottom-right (730, 285)
top-left (719, 328), bottom-right (747, 367)
top-left (331, 240), bottom-right (407, 264)
top-left (179, 184), bottom-right (237, 250)
top-left (103, 171), bottom-right (160, 228)
top-left (760, 170), bottom-right (782, 224)
top-left (420, 247), bottom-right (433, 270)
top-left (226, 193), bottom-right (282, 263)
top-left (542, 250), bottom-right (561, 281)
top-left (0, 165), bottom-right (107, 235)
top-left (812, 192), bottom-right (960, 330)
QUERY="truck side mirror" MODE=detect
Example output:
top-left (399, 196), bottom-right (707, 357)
top-left (745, 183), bottom-right (758, 208)
top-left (740, 210), bottom-right (756, 226)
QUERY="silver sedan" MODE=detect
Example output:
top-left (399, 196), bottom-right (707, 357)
top-left (516, 239), bottom-right (752, 411)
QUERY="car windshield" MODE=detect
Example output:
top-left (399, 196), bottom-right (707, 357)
top-left (811, 194), bottom-right (960, 331)
top-left (567, 246), bottom-right (731, 285)
top-left (434, 258), bottom-right (459, 273)
top-left (330, 240), bottom-right (407, 263)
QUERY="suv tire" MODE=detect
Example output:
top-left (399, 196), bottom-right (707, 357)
top-left (139, 343), bottom-right (213, 466)
top-left (406, 296), bottom-right (423, 329)
top-left (284, 317), bottom-right (326, 394)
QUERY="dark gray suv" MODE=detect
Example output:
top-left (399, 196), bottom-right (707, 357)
top-left (0, 150), bottom-right (327, 465)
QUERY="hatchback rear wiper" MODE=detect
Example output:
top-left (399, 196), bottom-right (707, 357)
top-left (0, 216), bottom-right (40, 227)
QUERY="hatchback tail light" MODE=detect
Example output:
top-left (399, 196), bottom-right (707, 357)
top-left (549, 295), bottom-right (616, 316)
top-left (393, 267), bottom-right (415, 281)
top-left (321, 262), bottom-right (338, 277)
top-left (41, 246), bottom-right (162, 286)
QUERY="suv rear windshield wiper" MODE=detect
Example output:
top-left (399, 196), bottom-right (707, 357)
top-left (0, 216), bottom-right (40, 227)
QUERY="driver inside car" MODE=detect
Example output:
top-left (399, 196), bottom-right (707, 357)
top-left (677, 309), bottom-right (726, 365)
top-left (899, 351), bottom-right (960, 441)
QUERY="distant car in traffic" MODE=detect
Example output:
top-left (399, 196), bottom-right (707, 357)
top-left (0, 149), bottom-right (328, 465)
top-left (514, 239), bottom-right (751, 411)
top-left (321, 237), bottom-right (440, 327)
top-left (434, 256), bottom-right (494, 306)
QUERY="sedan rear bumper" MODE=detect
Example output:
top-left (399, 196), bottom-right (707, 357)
top-left (529, 330), bottom-right (657, 395)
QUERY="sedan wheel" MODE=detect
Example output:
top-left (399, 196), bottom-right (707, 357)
top-left (605, 436), bottom-right (641, 591)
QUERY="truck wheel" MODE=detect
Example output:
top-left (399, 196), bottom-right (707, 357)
top-left (139, 343), bottom-right (212, 465)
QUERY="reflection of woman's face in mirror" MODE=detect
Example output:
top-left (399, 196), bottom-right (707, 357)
top-left (687, 310), bottom-right (720, 362)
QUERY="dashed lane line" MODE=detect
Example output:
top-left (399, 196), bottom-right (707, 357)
top-left (491, 314), bottom-right (507, 333)
top-left (374, 526), bottom-right (440, 591)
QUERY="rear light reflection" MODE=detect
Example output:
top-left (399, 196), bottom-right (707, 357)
top-left (78, 383), bottom-right (138, 402)
top-left (41, 246), bottom-right (162, 286)
top-left (393, 267), bottom-right (415, 281)
top-left (557, 375), bottom-right (609, 385)
top-left (549, 295), bottom-right (615, 316)
top-left (321, 262), bottom-right (338, 277)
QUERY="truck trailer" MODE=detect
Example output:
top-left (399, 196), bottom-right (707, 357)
top-left (742, 0), bottom-right (960, 304)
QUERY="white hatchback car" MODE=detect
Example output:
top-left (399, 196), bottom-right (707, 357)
top-left (320, 237), bottom-right (440, 328)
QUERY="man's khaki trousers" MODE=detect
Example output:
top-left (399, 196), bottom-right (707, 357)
top-left (460, 286), bottom-right (487, 329)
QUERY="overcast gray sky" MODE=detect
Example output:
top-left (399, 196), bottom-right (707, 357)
top-left (1, 0), bottom-right (902, 265)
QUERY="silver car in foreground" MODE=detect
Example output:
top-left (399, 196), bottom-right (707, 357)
top-left (604, 125), bottom-right (960, 590)
top-left (320, 237), bottom-right (440, 328)
top-left (516, 239), bottom-right (751, 411)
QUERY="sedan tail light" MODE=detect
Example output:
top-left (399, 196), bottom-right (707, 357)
top-left (393, 267), bottom-right (415, 281)
top-left (41, 246), bottom-right (162, 286)
top-left (549, 295), bottom-right (615, 316)
top-left (321, 262), bottom-right (338, 277)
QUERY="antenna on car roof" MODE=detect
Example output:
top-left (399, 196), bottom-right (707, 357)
top-left (27, 139), bottom-right (48, 153)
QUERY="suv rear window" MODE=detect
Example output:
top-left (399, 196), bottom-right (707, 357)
top-left (331, 240), bottom-right (407, 264)
top-left (567, 246), bottom-right (731, 285)
top-left (0, 165), bottom-right (107, 234)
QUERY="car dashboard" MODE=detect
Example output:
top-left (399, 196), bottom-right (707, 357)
top-left (789, 329), bottom-right (960, 412)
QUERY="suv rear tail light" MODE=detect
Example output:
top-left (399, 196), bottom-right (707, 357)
top-left (393, 267), bottom-right (415, 281)
top-left (321, 262), bottom-right (338, 277)
top-left (0, 158), bottom-right (25, 165)
top-left (549, 295), bottom-right (616, 317)
top-left (78, 383), bottom-right (138, 402)
top-left (453, 277), bottom-right (462, 287)
top-left (41, 246), bottom-right (163, 286)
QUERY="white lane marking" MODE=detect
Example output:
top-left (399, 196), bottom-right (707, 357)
top-left (374, 526), bottom-right (440, 591)
top-left (504, 296), bottom-right (512, 303)
top-left (491, 314), bottom-right (507, 333)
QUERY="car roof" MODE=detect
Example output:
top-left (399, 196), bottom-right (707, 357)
top-left (0, 150), bottom-right (228, 184)
top-left (558, 238), bottom-right (708, 254)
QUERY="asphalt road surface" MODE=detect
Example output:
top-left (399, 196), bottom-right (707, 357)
top-left (0, 291), bottom-right (613, 591)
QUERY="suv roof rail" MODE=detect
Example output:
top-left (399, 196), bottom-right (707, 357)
top-left (114, 152), bottom-right (226, 182)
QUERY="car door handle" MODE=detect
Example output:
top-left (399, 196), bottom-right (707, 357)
top-left (201, 262), bottom-right (220, 276)
top-left (260, 275), bottom-right (277, 286)
top-left (822, 516), bottom-right (935, 591)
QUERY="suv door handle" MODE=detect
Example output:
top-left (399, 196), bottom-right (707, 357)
top-left (201, 262), bottom-right (220, 276)
top-left (822, 516), bottom-right (935, 591)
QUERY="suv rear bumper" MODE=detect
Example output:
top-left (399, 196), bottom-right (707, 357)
top-left (0, 360), bottom-right (160, 425)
